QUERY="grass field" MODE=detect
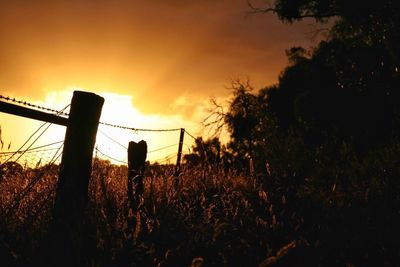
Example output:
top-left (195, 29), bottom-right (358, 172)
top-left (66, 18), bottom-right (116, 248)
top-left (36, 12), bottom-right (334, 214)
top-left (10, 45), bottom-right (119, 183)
top-left (1, 158), bottom-right (399, 266)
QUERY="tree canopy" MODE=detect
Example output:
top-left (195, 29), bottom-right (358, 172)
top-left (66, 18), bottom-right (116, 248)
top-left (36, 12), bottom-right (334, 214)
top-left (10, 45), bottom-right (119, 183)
top-left (190, 1), bottom-right (399, 198)
top-left (202, 1), bottom-right (397, 169)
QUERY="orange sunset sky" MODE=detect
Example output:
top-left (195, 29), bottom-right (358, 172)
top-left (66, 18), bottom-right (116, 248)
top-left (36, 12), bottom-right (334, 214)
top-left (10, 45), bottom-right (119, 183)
top-left (0, 0), bottom-right (317, 163)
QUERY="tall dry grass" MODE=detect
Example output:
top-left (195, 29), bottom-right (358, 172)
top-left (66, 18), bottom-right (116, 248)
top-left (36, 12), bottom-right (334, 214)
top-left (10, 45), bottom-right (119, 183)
top-left (1, 156), bottom-right (399, 266)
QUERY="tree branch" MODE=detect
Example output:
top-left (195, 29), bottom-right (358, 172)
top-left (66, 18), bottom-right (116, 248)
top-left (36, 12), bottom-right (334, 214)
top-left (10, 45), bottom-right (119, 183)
top-left (246, 0), bottom-right (338, 21)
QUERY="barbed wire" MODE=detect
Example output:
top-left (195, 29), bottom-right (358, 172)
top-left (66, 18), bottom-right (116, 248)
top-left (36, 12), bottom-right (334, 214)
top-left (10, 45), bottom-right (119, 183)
top-left (0, 94), bottom-right (69, 116)
top-left (0, 141), bottom-right (63, 155)
top-left (0, 93), bottom-right (204, 225)
top-left (99, 121), bottom-right (182, 132)
top-left (1, 94), bottom-right (186, 133)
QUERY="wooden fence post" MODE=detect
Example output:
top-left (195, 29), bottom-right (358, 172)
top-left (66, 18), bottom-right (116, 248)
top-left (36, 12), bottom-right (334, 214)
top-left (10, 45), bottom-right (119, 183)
top-left (50, 91), bottom-right (104, 266)
top-left (174, 128), bottom-right (185, 188)
top-left (127, 140), bottom-right (147, 211)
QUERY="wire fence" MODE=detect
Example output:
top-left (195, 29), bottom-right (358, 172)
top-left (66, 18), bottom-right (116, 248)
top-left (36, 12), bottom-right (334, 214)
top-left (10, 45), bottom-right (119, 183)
top-left (0, 92), bottom-right (206, 259)
top-left (1, 94), bottom-right (203, 168)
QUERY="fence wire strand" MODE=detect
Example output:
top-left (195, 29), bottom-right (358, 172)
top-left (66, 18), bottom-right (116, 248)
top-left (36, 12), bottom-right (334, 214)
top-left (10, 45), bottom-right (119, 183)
top-left (0, 94), bottom-right (69, 116)
top-left (0, 142), bottom-right (64, 218)
top-left (95, 147), bottom-right (127, 165)
top-left (99, 121), bottom-right (181, 132)
top-left (1, 104), bottom-right (70, 165)
top-left (184, 130), bottom-right (198, 141)
top-left (1, 94), bottom-right (186, 133)
top-left (0, 141), bottom-right (63, 155)
top-left (148, 143), bottom-right (179, 154)
top-left (98, 130), bottom-right (127, 150)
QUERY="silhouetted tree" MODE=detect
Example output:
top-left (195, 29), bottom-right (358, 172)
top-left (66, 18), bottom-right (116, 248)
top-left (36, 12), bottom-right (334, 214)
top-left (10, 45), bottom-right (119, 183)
top-left (206, 1), bottom-right (400, 170)
top-left (197, 2), bottom-right (400, 264)
top-left (249, 0), bottom-right (400, 65)
top-left (183, 137), bottom-right (222, 167)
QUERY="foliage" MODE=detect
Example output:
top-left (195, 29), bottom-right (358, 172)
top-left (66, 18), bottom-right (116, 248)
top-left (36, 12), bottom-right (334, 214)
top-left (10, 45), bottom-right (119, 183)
top-left (183, 137), bottom-right (221, 167)
top-left (214, 0), bottom-right (400, 180)
top-left (1, 151), bottom-right (399, 266)
top-left (0, 161), bottom-right (293, 266)
top-left (192, 1), bottom-right (400, 265)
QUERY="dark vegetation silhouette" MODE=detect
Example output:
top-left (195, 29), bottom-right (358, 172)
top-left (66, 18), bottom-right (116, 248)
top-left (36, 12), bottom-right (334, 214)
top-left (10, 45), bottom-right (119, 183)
top-left (1, 0), bottom-right (400, 266)
top-left (202, 0), bottom-right (400, 265)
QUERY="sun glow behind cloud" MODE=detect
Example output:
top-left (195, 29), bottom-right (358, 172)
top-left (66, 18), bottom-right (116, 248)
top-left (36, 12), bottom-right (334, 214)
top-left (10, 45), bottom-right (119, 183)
top-left (0, 88), bottom-right (209, 166)
top-left (0, 0), bottom-right (316, 167)
top-left (95, 91), bottom-right (198, 164)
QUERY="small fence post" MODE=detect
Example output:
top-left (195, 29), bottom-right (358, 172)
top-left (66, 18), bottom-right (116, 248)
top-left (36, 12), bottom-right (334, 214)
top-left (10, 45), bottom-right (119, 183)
top-left (50, 91), bottom-right (104, 266)
top-left (174, 128), bottom-right (185, 188)
top-left (127, 140), bottom-right (147, 211)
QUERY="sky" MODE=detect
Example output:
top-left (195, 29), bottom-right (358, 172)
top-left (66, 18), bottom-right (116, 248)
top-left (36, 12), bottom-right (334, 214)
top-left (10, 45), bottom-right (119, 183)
top-left (0, 0), bottom-right (319, 164)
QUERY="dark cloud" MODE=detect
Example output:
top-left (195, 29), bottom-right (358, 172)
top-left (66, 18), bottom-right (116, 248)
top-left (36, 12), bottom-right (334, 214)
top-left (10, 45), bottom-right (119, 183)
top-left (0, 0), bottom-right (317, 116)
